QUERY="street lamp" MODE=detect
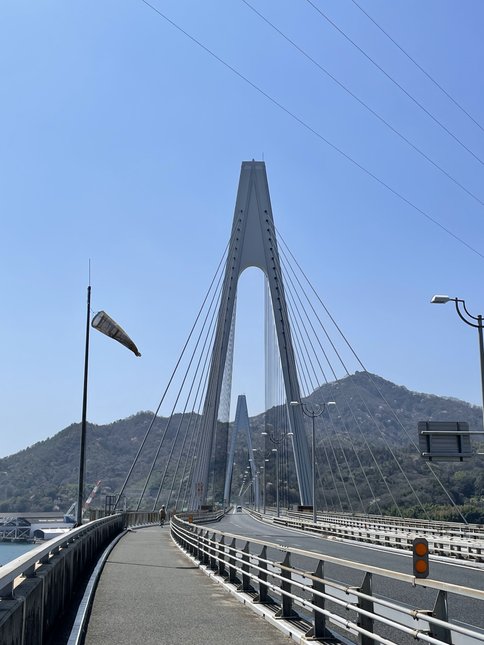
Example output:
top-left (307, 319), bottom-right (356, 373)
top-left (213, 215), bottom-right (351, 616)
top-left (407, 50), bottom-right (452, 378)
top-left (262, 424), bottom-right (293, 516)
top-left (290, 400), bottom-right (336, 524)
top-left (271, 448), bottom-right (280, 516)
top-left (431, 295), bottom-right (484, 430)
top-left (263, 458), bottom-right (269, 512)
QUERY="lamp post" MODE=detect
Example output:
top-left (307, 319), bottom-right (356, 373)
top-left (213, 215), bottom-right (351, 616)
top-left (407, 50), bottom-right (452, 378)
top-left (290, 400), bottom-right (336, 524)
top-left (431, 295), bottom-right (484, 431)
top-left (263, 458), bottom-right (269, 513)
top-left (272, 448), bottom-right (280, 516)
top-left (78, 285), bottom-right (92, 526)
top-left (262, 424), bottom-right (293, 516)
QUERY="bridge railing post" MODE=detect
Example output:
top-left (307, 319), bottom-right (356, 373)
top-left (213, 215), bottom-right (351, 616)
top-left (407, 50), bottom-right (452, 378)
top-left (430, 590), bottom-right (452, 644)
top-left (305, 560), bottom-right (333, 640)
top-left (187, 525), bottom-right (193, 553)
top-left (275, 552), bottom-right (298, 619)
top-left (202, 531), bottom-right (210, 566)
top-left (218, 535), bottom-right (227, 577)
top-left (196, 530), bottom-right (203, 563)
top-left (254, 545), bottom-right (270, 604)
top-left (228, 538), bottom-right (237, 584)
top-left (210, 532), bottom-right (218, 570)
top-left (237, 542), bottom-right (254, 593)
top-left (356, 572), bottom-right (375, 645)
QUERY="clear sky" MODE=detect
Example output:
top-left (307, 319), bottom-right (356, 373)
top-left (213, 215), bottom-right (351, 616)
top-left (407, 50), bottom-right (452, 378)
top-left (1, 1), bottom-right (483, 457)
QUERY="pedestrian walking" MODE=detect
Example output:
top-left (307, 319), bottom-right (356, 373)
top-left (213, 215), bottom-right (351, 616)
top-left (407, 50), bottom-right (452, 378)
top-left (159, 505), bottom-right (166, 526)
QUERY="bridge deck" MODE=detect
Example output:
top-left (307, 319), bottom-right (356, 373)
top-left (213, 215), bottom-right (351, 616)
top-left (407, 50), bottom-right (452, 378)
top-left (84, 525), bottom-right (291, 645)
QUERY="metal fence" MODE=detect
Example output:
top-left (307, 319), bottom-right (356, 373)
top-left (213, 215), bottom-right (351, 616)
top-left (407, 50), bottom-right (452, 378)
top-left (171, 514), bottom-right (484, 645)
top-left (253, 508), bottom-right (484, 562)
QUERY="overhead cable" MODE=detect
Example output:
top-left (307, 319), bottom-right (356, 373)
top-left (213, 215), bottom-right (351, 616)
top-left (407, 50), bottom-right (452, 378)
top-left (350, 0), bottom-right (484, 134)
top-left (138, 0), bottom-right (484, 261)
top-left (304, 0), bottom-right (484, 167)
top-left (241, 0), bottom-right (484, 208)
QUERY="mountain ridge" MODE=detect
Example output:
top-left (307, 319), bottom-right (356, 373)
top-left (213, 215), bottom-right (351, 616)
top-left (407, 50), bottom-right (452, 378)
top-left (1, 372), bottom-right (482, 520)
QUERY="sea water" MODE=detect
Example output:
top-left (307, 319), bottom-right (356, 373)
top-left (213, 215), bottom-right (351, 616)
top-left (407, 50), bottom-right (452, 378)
top-left (0, 543), bottom-right (36, 566)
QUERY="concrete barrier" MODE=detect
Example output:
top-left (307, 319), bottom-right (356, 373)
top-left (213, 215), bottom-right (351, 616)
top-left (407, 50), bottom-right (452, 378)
top-left (0, 514), bottom-right (124, 645)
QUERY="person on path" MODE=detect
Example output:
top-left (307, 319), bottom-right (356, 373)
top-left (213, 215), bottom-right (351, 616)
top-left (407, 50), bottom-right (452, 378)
top-left (159, 505), bottom-right (166, 526)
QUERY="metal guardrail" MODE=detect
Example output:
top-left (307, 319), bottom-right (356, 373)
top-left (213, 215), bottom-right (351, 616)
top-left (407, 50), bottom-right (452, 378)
top-left (285, 509), bottom-right (484, 539)
top-left (88, 509), bottom-right (160, 526)
top-left (176, 509), bottom-right (226, 524)
top-left (171, 514), bottom-right (484, 645)
top-left (253, 509), bottom-right (484, 562)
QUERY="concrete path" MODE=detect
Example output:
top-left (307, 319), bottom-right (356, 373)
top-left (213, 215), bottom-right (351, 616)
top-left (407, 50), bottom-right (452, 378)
top-left (84, 525), bottom-right (291, 645)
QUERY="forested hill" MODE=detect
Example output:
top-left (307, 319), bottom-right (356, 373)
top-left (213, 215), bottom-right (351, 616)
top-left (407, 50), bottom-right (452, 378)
top-left (0, 372), bottom-right (482, 521)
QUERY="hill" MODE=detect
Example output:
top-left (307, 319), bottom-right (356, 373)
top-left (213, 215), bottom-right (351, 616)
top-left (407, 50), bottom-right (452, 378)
top-left (0, 372), bottom-right (483, 521)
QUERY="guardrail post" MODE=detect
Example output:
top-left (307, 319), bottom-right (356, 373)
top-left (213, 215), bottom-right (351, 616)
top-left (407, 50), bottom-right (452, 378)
top-left (197, 531), bottom-right (203, 563)
top-left (187, 525), bottom-right (195, 555)
top-left (430, 590), bottom-right (451, 644)
top-left (228, 538), bottom-right (238, 584)
top-left (357, 572), bottom-right (374, 645)
top-left (0, 581), bottom-right (14, 599)
top-left (275, 552), bottom-right (298, 619)
top-left (218, 535), bottom-right (227, 577)
top-left (237, 542), bottom-right (254, 593)
top-left (201, 531), bottom-right (209, 565)
top-left (306, 560), bottom-right (334, 640)
top-left (210, 532), bottom-right (218, 570)
top-left (254, 545), bottom-right (271, 604)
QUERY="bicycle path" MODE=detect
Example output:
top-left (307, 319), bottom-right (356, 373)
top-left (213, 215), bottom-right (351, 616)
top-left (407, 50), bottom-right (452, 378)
top-left (84, 525), bottom-right (291, 645)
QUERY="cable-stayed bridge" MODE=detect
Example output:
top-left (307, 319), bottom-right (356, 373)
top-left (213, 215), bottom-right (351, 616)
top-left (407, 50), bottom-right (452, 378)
top-left (1, 161), bottom-right (483, 644)
top-left (114, 160), bottom-right (481, 526)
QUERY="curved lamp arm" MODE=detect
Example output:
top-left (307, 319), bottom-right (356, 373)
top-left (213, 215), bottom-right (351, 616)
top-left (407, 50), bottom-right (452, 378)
top-left (454, 299), bottom-right (481, 329)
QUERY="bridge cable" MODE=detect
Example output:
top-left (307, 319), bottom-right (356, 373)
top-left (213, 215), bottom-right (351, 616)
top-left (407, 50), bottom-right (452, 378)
top-left (167, 308), bottom-right (220, 510)
top-left (273, 235), bottom-right (374, 512)
top-left (288, 283), bottom-right (389, 515)
top-left (241, 0), bottom-right (484, 208)
top-left (161, 280), bottom-right (225, 508)
top-left (114, 241), bottom-right (229, 508)
top-left (268, 268), bottom-right (357, 512)
top-left (304, 0), bottom-right (484, 167)
top-left (175, 281), bottom-right (225, 511)
top-left (281, 239), bottom-right (434, 518)
top-left (137, 0), bottom-right (484, 261)
top-left (134, 247), bottom-right (227, 510)
top-left (278, 230), bottom-right (468, 522)
top-left (281, 256), bottom-right (369, 511)
top-left (285, 288), bottom-right (355, 510)
top-left (280, 243), bottom-right (403, 513)
top-left (280, 237), bottom-right (422, 516)
top-left (349, 0), bottom-right (484, 134)
top-left (150, 276), bottom-right (223, 511)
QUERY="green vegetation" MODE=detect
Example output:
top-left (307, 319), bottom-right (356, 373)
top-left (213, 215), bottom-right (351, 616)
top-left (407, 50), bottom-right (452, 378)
top-left (0, 372), bottom-right (482, 522)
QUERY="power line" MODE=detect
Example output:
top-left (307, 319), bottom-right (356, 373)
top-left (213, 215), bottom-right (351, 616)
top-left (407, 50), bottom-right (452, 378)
top-left (240, 0), bottom-right (484, 208)
top-left (138, 0), bottom-right (484, 260)
top-left (349, 0), bottom-right (484, 134)
top-left (304, 0), bottom-right (484, 167)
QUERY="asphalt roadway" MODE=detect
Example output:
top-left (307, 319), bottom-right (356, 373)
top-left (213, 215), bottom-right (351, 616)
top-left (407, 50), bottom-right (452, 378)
top-left (217, 511), bottom-right (484, 640)
top-left (84, 525), bottom-right (292, 645)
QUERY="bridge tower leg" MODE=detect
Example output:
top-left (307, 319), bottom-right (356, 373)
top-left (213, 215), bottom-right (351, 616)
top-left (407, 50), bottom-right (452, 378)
top-left (190, 161), bottom-right (312, 508)
top-left (224, 395), bottom-right (260, 508)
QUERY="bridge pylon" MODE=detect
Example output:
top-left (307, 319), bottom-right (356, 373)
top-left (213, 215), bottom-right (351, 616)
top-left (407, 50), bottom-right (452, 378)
top-left (190, 161), bottom-right (312, 508)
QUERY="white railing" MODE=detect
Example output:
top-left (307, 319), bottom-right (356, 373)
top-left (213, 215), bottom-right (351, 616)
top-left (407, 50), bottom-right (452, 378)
top-left (252, 508), bottom-right (484, 562)
top-left (171, 515), bottom-right (484, 645)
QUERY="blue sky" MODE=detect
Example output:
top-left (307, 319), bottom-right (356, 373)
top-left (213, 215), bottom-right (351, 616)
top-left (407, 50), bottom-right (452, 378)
top-left (1, 1), bottom-right (483, 457)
